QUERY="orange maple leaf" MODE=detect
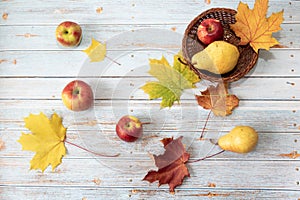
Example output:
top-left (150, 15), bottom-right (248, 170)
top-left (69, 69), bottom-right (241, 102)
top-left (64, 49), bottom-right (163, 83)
top-left (195, 83), bottom-right (239, 116)
top-left (143, 136), bottom-right (190, 193)
top-left (230, 0), bottom-right (284, 53)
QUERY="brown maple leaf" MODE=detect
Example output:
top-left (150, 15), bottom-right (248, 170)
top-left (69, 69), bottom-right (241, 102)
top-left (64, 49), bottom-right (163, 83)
top-left (195, 83), bottom-right (239, 116)
top-left (143, 136), bottom-right (190, 193)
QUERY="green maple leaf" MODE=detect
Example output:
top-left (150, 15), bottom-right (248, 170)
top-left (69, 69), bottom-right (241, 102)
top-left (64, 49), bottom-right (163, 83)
top-left (141, 54), bottom-right (200, 108)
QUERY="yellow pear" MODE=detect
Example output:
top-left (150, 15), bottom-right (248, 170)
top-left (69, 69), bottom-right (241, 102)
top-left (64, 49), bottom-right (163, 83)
top-left (191, 41), bottom-right (240, 74)
top-left (218, 126), bottom-right (258, 153)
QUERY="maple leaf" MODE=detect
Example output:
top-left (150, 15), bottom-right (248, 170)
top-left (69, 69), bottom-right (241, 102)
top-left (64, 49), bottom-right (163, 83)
top-left (196, 83), bottom-right (239, 116)
top-left (18, 112), bottom-right (67, 172)
top-left (143, 136), bottom-right (190, 193)
top-left (83, 38), bottom-right (106, 62)
top-left (230, 0), bottom-right (284, 53)
top-left (141, 54), bottom-right (200, 108)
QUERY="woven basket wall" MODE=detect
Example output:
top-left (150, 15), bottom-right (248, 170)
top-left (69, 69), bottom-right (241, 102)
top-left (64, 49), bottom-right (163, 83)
top-left (182, 8), bottom-right (258, 82)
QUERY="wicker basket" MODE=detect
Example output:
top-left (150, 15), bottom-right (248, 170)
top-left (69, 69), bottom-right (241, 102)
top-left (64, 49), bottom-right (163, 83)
top-left (182, 8), bottom-right (258, 83)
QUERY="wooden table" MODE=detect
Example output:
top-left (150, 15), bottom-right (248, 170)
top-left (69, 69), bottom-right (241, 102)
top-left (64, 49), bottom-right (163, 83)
top-left (1, 0), bottom-right (300, 199)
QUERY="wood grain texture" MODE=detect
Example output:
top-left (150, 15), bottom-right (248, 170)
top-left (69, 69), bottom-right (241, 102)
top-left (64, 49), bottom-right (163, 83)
top-left (1, 129), bottom-right (299, 161)
top-left (0, 23), bottom-right (298, 50)
top-left (1, 158), bottom-right (300, 189)
top-left (0, 0), bottom-right (299, 25)
top-left (1, 0), bottom-right (300, 199)
top-left (0, 49), bottom-right (299, 77)
top-left (0, 77), bottom-right (299, 100)
top-left (0, 100), bottom-right (299, 132)
top-left (1, 187), bottom-right (300, 200)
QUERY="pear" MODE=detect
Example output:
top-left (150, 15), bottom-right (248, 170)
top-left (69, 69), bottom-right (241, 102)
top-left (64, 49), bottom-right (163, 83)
top-left (218, 126), bottom-right (258, 153)
top-left (191, 41), bottom-right (240, 74)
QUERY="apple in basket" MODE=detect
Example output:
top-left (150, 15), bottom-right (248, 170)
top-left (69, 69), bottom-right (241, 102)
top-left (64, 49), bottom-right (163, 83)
top-left (116, 115), bottom-right (143, 142)
top-left (55, 21), bottom-right (82, 47)
top-left (61, 80), bottom-right (93, 111)
top-left (197, 18), bottom-right (224, 45)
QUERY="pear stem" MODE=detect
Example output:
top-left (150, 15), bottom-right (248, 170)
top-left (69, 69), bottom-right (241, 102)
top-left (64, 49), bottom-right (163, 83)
top-left (64, 139), bottom-right (120, 157)
top-left (188, 150), bottom-right (225, 163)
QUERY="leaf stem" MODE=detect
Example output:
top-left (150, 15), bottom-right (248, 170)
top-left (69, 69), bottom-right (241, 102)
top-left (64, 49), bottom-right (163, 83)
top-left (64, 139), bottom-right (120, 157)
top-left (105, 55), bottom-right (121, 66)
top-left (188, 150), bottom-right (225, 163)
top-left (199, 110), bottom-right (212, 139)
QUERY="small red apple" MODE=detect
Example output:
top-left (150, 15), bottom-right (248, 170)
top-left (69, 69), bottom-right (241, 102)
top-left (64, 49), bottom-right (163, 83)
top-left (116, 115), bottom-right (143, 142)
top-left (61, 80), bottom-right (93, 111)
top-left (56, 21), bottom-right (82, 47)
top-left (197, 18), bottom-right (224, 45)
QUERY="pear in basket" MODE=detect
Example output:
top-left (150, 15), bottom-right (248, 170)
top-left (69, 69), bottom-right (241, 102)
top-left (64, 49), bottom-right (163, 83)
top-left (192, 41), bottom-right (240, 74)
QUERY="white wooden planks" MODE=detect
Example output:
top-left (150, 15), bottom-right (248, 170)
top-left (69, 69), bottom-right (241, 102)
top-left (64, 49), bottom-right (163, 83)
top-left (0, 49), bottom-right (299, 77)
top-left (0, 100), bottom-right (299, 162)
top-left (0, 24), bottom-right (298, 50)
top-left (1, 0), bottom-right (299, 25)
top-left (0, 77), bottom-right (299, 100)
top-left (1, 187), bottom-right (300, 200)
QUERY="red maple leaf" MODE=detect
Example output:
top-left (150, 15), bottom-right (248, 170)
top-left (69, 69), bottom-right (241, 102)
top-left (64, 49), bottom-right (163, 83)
top-left (143, 136), bottom-right (190, 192)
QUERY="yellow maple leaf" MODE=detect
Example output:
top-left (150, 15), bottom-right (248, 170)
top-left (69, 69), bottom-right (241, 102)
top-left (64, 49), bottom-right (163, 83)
top-left (230, 0), bottom-right (284, 53)
top-left (83, 38), bottom-right (106, 62)
top-left (18, 112), bottom-right (67, 172)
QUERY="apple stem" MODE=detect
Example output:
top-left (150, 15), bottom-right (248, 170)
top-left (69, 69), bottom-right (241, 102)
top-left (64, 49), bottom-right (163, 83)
top-left (188, 150), bottom-right (225, 163)
top-left (64, 139), bottom-right (120, 157)
top-left (105, 55), bottom-right (121, 66)
top-left (199, 110), bottom-right (212, 139)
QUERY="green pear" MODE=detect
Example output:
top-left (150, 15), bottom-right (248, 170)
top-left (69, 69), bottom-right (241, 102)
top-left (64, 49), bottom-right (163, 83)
top-left (191, 41), bottom-right (240, 74)
top-left (218, 126), bottom-right (258, 153)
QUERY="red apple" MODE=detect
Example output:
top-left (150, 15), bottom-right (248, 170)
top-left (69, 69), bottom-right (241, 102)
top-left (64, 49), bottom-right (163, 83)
top-left (61, 80), bottom-right (93, 111)
top-left (197, 18), bottom-right (224, 45)
top-left (56, 21), bottom-right (82, 47)
top-left (116, 115), bottom-right (143, 142)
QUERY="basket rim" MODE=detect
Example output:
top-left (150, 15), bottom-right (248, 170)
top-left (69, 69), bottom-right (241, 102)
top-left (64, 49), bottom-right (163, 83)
top-left (182, 7), bottom-right (258, 83)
